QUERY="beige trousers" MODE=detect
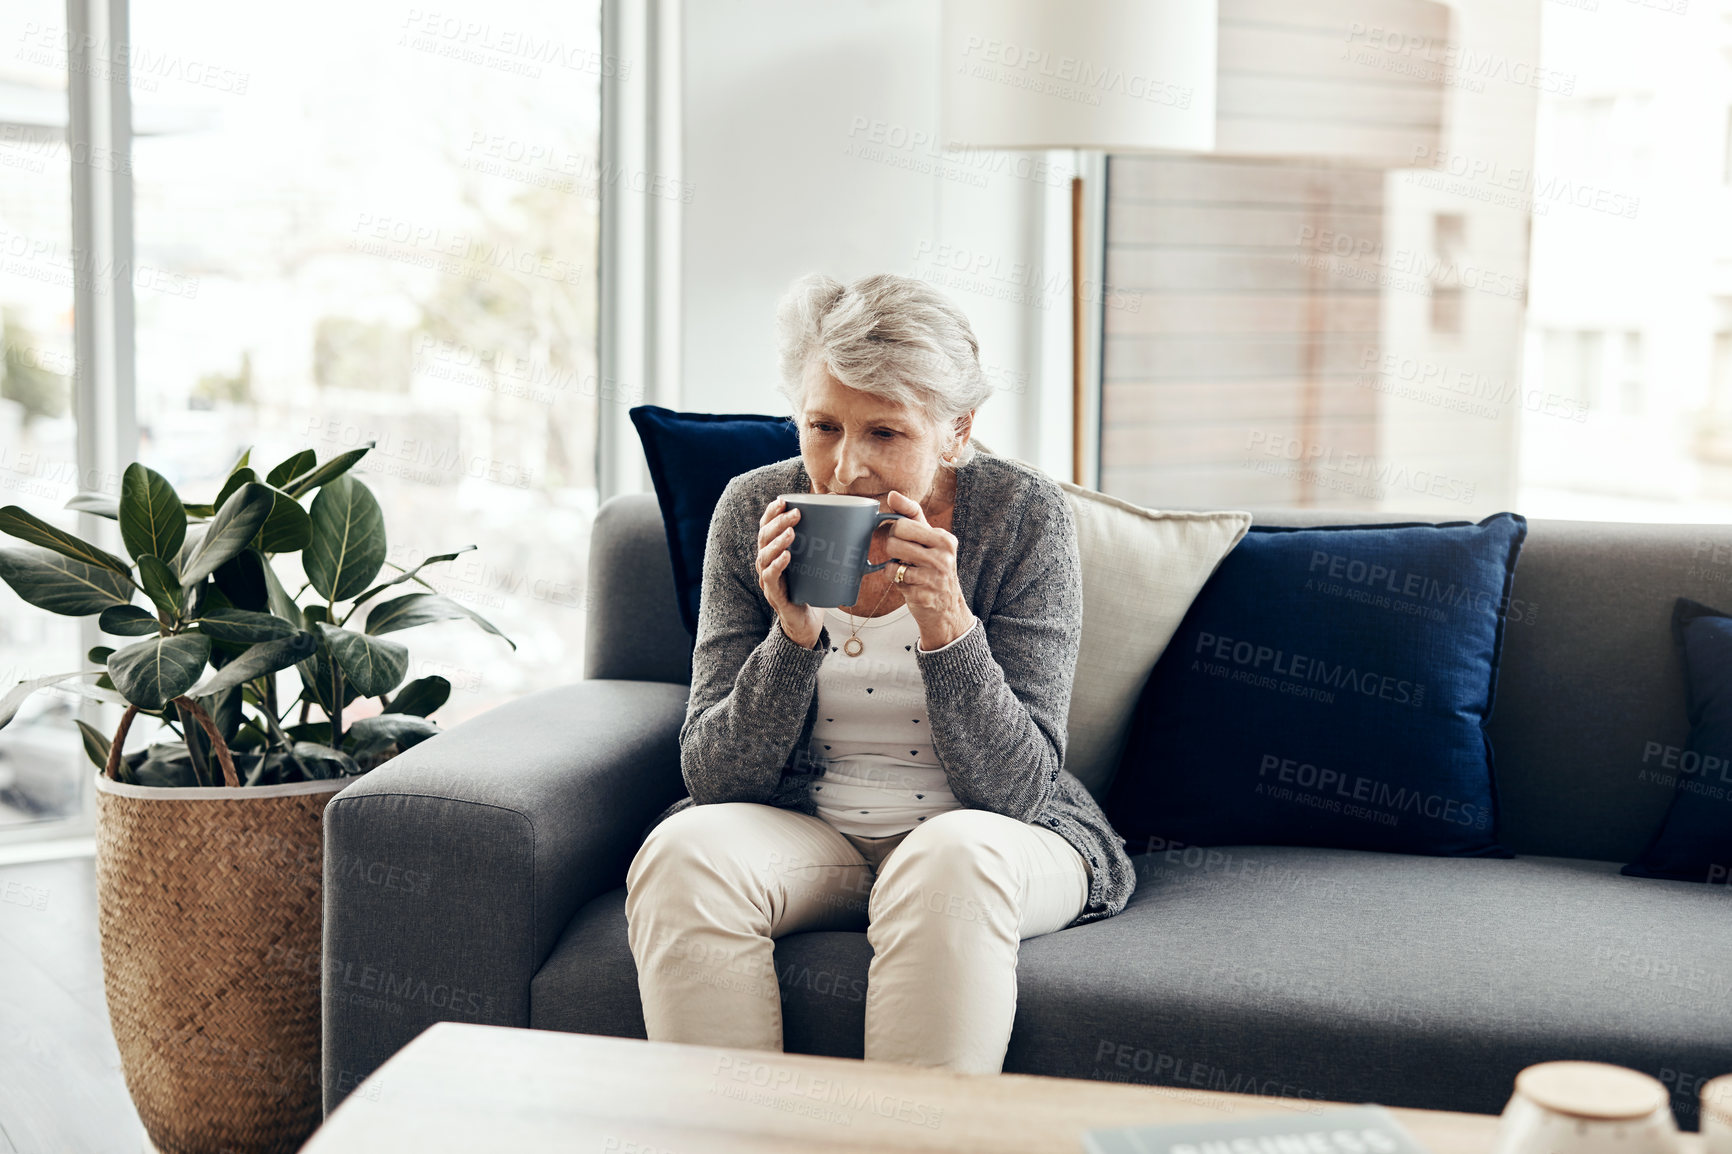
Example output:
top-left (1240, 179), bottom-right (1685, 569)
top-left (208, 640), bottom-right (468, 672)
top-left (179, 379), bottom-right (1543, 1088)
top-left (624, 801), bottom-right (1091, 1075)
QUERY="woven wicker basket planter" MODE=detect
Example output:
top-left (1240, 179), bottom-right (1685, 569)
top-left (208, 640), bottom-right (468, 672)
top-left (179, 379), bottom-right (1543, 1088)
top-left (94, 773), bottom-right (350, 1154)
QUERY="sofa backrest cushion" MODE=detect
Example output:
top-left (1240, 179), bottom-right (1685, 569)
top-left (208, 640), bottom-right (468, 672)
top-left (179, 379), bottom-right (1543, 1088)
top-left (1057, 481), bottom-right (1250, 801)
top-left (1104, 514), bottom-right (1527, 858)
top-left (1622, 596), bottom-right (1732, 883)
top-left (628, 404), bottom-right (800, 640)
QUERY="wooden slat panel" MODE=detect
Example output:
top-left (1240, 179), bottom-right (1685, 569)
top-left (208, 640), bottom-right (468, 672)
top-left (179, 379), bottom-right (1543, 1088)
top-left (1219, 25), bottom-right (1444, 84)
top-left (1104, 379), bottom-right (1380, 423)
top-left (1106, 249), bottom-right (1393, 294)
top-left (1217, 118), bottom-right (1443, 161)
top-left (1105, 333), bottom-right (1380, 380)
top-left (1110, 156), bottom-right (1385, 206)
top-left (1106, 201), bottom-right (1385, 248)
top-left (1222, 0), bottom-right (1450, 34)
top-left (1104, 293), bottom-right (1381, 335)
top-left (1219, 75), bottom-right (1449, 124)
top-left (1102, 421), bottom-right (1379, 468)
top-left (1100, 464), bottom-right (1385, 510)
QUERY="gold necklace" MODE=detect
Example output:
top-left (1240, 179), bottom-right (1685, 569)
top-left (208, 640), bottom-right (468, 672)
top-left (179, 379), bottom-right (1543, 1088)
top-left (840, 579), bottom-right (896, 657)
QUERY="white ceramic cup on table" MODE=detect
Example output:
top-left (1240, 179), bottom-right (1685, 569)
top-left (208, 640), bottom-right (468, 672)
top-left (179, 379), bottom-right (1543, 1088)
top-left (1492, 1062), bottom-right (1680, 1154)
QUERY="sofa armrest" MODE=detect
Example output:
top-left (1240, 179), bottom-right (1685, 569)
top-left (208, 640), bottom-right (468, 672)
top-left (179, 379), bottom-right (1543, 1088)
top-left (321, 679), bottom-right (688, 1113)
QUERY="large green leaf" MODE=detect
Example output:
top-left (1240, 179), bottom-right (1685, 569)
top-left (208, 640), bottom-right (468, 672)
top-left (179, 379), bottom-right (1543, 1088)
top-left (343, 714), bottom-right (439, 761)
top-left (64, 491), bottom-right (119, 520)
top-left (347, 545), bottom-right (475, 611)
top-left (130, 744), bottom-right (200, 788)
top-left (283, 444), bottom-right (373, 499)
top-left (75, 720), bottom-right (111, 771)
top-left (316, 623), bottom-right (408, 698)
top-left (243, 742), bottom-right (359, 786)
top-left (265, 449), bottom-right (317, 489)
top-left (298, 633), bottom-right (354, 716)
top-left (212, 468), bottom-right (258, 520)
top-left (196, 608), bottom-right (295, 644)
top-left (195, 631), bottom-right (319, 696)
top-left (106, 633), bottom-right (211, 712)
top-left (305, 475), bottom-right (386, 602)
top-left (118, 463), bottom-right (186, 565)
top-left (213, 548), bottom-right (268, 613)
top-left (0, 545), bottom-right (133, 615)
top-left (179, 483), bottom-right (274, 590)
top-left (0, 505), bottom-right (131, 575)
top-left (383, 675), bottom-right (450, 718)
top-left (259, 558), bottom-right (301, 627)
top-left (365, 591), bottom-right (515, 651)
top-left (254, 485), bottom-right (311, 554)
top-left (99, 604), bottom-right (160, 636)
top-left (0, 670), bottom-right (113, 730)
top-left (137, 555), bottom-right (185, 621)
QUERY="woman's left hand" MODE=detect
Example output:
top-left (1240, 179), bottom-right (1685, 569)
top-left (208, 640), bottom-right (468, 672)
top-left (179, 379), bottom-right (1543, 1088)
top-left (882, 489), bottom-right (975, 651)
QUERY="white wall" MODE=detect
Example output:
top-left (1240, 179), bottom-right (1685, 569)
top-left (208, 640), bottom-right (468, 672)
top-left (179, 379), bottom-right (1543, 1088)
top-left (677, 0), bottom-right (1068, 473)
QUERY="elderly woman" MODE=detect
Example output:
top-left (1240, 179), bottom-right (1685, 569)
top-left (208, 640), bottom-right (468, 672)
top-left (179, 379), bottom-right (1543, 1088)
top-left (624, 272), bottom-right (1135, 1075)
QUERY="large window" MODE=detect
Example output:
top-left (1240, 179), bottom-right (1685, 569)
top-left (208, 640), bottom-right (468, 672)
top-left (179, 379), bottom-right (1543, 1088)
top-left (0, 0), bottom-right (603, 837)
top-left (0, 5), bottom-right (84, 832)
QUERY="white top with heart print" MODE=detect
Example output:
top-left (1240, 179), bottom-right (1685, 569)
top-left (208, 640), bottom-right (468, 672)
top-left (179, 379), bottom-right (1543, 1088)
top-left (805, 602), bottom-right (966, 837)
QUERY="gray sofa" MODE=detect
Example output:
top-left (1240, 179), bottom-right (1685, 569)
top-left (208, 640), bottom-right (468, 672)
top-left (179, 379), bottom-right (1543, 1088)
top-left (323, 494), bottom-right (1732, 1124)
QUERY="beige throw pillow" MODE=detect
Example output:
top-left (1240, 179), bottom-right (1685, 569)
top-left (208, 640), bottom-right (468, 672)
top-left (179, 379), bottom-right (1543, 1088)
top-left (1056, 482), bottom-right (1251, 801)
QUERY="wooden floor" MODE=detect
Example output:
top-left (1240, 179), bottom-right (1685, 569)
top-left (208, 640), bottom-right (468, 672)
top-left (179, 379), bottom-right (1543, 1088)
top-left (0, 856), bottom-right (146, 1153)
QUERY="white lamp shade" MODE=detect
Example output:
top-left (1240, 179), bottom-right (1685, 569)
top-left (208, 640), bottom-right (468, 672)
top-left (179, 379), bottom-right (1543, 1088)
top-left (941, 0), bottom-right (1217, 152)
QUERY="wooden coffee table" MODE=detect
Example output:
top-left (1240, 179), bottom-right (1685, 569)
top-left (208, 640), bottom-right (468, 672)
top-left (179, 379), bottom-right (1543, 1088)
top-left (300, 1024), bottom-right (1695, 1153)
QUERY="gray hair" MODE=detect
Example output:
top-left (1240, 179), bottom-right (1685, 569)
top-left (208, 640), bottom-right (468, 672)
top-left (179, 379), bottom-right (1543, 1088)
top-left (774, 272), bottom-right (994, 470)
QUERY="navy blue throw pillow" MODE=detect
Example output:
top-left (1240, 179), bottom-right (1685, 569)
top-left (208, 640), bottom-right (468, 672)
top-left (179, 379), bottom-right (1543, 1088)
top-left (629, 405), bottom-right (801, 639)
top-left (1104, 512), bottom-right (1527, 858)
top-left (1622, 598), bottom-right (1732, 884)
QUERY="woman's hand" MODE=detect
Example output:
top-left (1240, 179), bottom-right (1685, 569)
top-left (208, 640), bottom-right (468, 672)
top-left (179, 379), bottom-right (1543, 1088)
top-left (756, 497), bottom-right (826, 649)
top-left (881, 489), bottom-right (975, 651)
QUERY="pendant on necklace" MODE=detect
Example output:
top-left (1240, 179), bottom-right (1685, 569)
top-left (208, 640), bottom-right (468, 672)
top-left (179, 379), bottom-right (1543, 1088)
top-left (843, 637), bottom-right (864, 657)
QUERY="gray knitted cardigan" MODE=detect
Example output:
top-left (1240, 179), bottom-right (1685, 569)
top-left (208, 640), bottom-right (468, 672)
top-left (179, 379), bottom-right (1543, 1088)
top-left (640, 446), bottom-right (1137, 928)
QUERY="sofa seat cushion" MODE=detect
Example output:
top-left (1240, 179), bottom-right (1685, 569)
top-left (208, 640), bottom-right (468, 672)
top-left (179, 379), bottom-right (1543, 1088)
top-left (531, 851), bottom-right (1732, 1123)
top-left (1006, 848), bottom-right (1732, 1123)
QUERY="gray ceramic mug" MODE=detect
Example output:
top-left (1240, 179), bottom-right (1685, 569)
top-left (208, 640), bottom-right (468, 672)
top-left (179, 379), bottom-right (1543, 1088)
top-left (780, 493), bottom-right (908, 608)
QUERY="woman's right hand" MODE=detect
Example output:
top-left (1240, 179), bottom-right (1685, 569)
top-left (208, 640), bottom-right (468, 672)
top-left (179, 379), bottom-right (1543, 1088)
top-left (757, 497), bottom-right (825, 649)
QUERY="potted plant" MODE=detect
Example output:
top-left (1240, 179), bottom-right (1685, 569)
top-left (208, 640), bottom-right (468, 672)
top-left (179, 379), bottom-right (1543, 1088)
top-left (0, 442), bottom-right (513, 1154)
